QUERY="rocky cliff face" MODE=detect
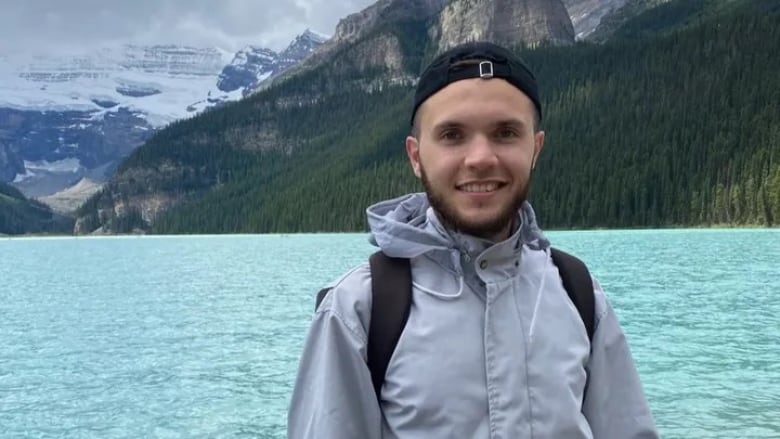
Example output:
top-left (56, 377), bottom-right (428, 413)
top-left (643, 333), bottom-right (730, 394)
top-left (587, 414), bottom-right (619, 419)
top-left (276, 0), bottom-right (574, 87)
top-left (276, 29), bottom-right (331, 70)
top-left (330, 0), bottom-right (447, 44)
top-left (276, 0), bottom-right (445, 82)
top-left (0, 142), bottom-right (24, 182)
top-left (562, 0), bottom-right (632, 39)
top-left (0, 106), bottom-right (151, 198)
top-left (432, 0), bottom-right (574, 51)
top-left (217, 46), bottom-right (277, 93)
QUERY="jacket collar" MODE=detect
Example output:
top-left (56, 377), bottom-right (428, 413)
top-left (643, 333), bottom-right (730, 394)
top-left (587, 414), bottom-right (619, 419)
top-left (367, 192), bottom-right (550, 274)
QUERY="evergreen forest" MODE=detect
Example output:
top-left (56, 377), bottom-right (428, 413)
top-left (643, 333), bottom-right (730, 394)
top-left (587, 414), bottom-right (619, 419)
top-left (74, 0), bottom-right (780, 234)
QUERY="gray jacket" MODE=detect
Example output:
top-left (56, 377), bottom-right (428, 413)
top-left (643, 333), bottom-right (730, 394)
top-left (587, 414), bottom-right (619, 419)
top-left (288, 193), bottom-right (658, 439)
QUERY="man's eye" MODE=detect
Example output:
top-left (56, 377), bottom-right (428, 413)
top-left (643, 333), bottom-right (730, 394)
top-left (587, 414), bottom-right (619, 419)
top-left (440, 130), bottom-right (463, 141)
top-left (496, 129), bottom-right (519, 139)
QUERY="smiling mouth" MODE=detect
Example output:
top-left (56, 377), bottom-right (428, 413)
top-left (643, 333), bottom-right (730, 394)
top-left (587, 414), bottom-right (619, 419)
top-left (457, 182), bottom-right (506, 193)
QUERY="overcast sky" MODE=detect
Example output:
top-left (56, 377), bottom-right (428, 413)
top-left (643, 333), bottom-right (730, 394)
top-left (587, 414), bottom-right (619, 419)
top-left (0, 0), bottom-right (377, 56)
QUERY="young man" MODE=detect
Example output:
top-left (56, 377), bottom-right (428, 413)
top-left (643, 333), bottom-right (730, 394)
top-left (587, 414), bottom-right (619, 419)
top-left (288, 41), bottom-right (658, 438)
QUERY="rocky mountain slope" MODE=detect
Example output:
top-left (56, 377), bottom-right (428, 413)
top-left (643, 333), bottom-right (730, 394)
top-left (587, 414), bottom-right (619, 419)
top-left (431, 0), bottom-right (574, 50)
top-left (563, 0), bottom-right (631, 38)
top-left (218, 29), bottom-right (328, 93)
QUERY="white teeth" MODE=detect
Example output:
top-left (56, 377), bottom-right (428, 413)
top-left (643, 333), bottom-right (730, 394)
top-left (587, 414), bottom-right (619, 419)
top-left (461, 183), bottom-right (499, 193)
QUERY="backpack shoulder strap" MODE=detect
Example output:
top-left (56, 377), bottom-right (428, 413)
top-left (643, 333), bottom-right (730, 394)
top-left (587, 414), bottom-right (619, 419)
top-left (320, 248), bottom-right (592, 401)
top-left (315, 288), bottom-right (330, 310)
top-left (550, 248), bottom-right (595, 342)
top-left (368, 251), bottom-right (412, 400)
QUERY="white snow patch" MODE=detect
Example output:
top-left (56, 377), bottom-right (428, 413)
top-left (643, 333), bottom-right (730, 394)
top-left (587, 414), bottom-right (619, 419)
top-left (25, 158), bottom-right (83, 174)
top-left (305, 29), bottom-right (331, 42)
top-left (13, 169), bottom-right (35, 183)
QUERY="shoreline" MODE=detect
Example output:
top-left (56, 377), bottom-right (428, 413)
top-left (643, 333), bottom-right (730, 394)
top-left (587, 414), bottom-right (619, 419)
top-left (3, 224), bottom-right (779, 239)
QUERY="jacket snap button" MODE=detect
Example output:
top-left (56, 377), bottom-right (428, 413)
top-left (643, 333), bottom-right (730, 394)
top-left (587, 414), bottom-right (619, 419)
top-left (479, 260), bottom-right (488, 269)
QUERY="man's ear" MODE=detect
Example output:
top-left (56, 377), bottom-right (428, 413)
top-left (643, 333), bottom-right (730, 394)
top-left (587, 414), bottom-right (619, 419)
top-left (531, 130), bottom-right (545, 170)
top-left (406, 135), bottom-right (422, 178)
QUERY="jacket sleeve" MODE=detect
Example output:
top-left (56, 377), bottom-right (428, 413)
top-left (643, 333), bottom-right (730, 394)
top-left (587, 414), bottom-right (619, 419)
top-left (582, 282), bottom-right (659, 439)
top-left (287, 289), bottom-right (382, 439)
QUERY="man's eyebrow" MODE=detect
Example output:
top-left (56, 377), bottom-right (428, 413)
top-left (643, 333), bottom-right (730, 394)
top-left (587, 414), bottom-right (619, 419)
top-left (494, 118), bottom-right (527, 128)
top-left (432, 121), bottom-right (466, 131)
top-left (430, 119), bottom-right (528, 132)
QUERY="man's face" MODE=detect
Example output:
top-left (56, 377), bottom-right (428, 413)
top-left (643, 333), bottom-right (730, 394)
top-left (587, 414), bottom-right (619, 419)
top-left (406, 78), bottom-right (545, 242)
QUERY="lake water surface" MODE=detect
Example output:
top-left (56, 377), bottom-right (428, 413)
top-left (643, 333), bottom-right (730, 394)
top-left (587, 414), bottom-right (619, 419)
top-left (1, 230), bottom-right (778, 438)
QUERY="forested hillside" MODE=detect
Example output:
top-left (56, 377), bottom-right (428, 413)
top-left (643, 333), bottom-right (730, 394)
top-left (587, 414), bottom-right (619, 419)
top-left (526, 0), bottom-right (780, 227)
top-left (76, 0), bottom-right (780, 234)
top-left (0, 183), bottom-right (74, 235)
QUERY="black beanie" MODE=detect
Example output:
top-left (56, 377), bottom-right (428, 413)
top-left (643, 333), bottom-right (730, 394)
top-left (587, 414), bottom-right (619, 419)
top-left (411, 41), bottom-right (542, 125)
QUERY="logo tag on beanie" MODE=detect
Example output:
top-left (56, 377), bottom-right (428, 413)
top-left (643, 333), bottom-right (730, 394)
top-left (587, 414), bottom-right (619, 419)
top-left (479, 61), bottom-right (494, 79)
top-left (410, 42), bottom-right (542, 124)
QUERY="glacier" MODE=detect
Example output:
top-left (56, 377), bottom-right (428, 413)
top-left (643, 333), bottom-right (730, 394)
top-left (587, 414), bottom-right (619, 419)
top-left (0, 30), bottom-right (329, 208)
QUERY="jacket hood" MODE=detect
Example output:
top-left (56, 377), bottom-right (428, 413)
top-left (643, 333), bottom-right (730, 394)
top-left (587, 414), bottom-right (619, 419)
top-left (366, 192), bottom-right (550, 259)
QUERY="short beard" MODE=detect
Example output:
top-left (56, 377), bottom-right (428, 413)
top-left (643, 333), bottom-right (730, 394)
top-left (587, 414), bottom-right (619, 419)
top-left (420, 165), bottom-right (532, 240)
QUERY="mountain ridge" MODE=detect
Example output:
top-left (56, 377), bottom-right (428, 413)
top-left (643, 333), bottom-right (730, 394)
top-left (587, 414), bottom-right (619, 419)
top-left (269, 0), bottom-right (574, 89)
top-left (0, 31), bottom-right (326, 210)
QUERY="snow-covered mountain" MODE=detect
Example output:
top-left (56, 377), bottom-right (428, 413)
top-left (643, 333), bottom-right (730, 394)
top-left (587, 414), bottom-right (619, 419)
top-left (274, 29), bottom-right (331, 79)
top-left (217, 46), bottom-right (277, 94)
top-left (1, 45), bottom-right (234, 127)
top-left (0, 30), bottom-right (328, 208)
top-left (216, 29), bottom-right (329, 94)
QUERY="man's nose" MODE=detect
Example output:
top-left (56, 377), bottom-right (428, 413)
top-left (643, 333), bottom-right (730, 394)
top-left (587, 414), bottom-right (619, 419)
top-left (463, 135), bottom-right (498, 169)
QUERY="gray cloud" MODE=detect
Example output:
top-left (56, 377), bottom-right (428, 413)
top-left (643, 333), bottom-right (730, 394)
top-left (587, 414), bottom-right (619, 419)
top-left (0, 0), bottom-right (375, 55)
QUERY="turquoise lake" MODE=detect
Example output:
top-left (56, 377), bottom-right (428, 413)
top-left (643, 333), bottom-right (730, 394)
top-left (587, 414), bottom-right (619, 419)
top-left (1, 230), bottom-right (778, 438)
